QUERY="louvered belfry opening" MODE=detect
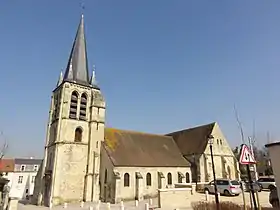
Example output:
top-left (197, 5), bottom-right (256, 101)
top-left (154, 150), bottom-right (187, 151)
top-left (69, 91), bottom-right (79, 119)
top-left (79, 93), bottom-right (87, 120)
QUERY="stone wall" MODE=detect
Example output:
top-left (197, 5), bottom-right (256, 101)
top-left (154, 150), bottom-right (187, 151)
top-left (265, 142), bottom-right (280, 198)
top-left (99, 145), bottom-right (115, 203)
top-left (158, 188), bottom-right (193, 209)
top-left (200, 123), bottom-right (239, 182)
top-left (113, 166), bottom-right (191, 202)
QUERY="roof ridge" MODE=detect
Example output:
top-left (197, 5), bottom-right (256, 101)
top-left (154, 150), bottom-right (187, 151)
top-left (105, 127), bottom-right (172, 138)
top-left (166, 122), bottom-right (216, 135)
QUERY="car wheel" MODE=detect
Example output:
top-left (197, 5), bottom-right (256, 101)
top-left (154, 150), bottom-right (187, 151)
top-left (269, 185), bottom-right (275, 191)
top-left (224, 190), bottom-right (230, 196)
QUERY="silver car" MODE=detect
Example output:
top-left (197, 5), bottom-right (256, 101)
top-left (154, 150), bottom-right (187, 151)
top-left (204, 179), bottom-right (242, 196)
top-left (257, 177), bottom-right (276, 190)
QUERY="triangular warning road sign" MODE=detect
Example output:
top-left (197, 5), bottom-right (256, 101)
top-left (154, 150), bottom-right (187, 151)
top-left (239, 144), bottom-right (256, 164)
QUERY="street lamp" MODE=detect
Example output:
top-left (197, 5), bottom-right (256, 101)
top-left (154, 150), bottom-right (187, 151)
top-left (208, 134), bottom-right (220, 210)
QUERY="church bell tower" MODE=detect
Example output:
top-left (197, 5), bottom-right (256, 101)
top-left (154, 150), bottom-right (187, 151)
top-left (41, 15), bottom-right (106, 206)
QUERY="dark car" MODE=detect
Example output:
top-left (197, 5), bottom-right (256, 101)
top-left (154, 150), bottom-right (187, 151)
top-left (240, 181), bottom-right (262, 192)
top-left (269, 186), bottom-right (279, 208)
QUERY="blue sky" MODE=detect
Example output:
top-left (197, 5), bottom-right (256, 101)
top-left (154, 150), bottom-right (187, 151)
top-left (0, 1), bottom-right (280, 158)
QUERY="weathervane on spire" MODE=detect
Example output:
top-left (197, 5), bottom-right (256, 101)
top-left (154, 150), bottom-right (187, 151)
top-left (80, 1), bottom-right (85, 16)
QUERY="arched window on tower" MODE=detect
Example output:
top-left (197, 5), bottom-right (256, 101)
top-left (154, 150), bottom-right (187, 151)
top-left (104, 169), bottom-right (108, 184)
top-left (74, 127), bottom-right (83, 142)
top-left (79, 93), bottom-right (87, 120)
top-left (69, 91), bottom-right (79, 119)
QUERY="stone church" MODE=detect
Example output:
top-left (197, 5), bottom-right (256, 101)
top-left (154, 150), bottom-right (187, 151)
top-left (32, 15), bottom-right (239, 206)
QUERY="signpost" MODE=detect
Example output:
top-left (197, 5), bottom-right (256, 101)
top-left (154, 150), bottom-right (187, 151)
top-left (239, 144), bottom-right (257, 210)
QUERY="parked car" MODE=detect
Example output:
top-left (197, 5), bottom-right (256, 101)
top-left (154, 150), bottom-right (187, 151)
top-left (257, 177), bottom-right (276, 190)
top-left (204, 179), bottom-right (242, 196)
top-left (269, 186), bottom-right (279, 208)
top-left (240, 181), bottom-right (262, 192)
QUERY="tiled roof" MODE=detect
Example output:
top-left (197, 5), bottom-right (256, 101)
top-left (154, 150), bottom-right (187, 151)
top-left (103, 128), bottom-right (190, 167)
top-left (167, 122), bottom-right (215, 155)
top-left (0, 159), bottom-right (15, 172)
top-left (14, 158), bottom-right (42, 165)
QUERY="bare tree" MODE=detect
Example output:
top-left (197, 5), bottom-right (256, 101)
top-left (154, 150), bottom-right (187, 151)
top-left (233, 104), bottom-right (245, 144)
top-left (0, 132), bottom-right (8, 160)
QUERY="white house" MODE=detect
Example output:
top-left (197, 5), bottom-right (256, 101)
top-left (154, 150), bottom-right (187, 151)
top-left (1, 158), bottom-right (42, 200)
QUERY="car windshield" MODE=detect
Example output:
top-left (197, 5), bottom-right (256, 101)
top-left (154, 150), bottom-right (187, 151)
top-left (230, 180), bottom-right (240, 185)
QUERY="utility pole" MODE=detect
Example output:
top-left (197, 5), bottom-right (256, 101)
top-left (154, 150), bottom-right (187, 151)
top-left (248, 136), bottom-right (258, 181)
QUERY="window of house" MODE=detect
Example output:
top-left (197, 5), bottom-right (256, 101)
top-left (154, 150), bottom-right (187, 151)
top-left (220, 139), bottom-right (223, 145)
top-left (34, 165), bottom-right (38, 171)
top-left (96, 141), bottom-right (99, 149)
top-left (167, 173), bottom-right (172, 185)
top-left (31, 176), bottom-right (35, 183)
top-left (69, 91), bottom-right (79, 119)
top-left (186, 172), bottom-right (190, 183)
top-left (74, 127), bottom-right (83, 142)
top-left (25, 189), bottom-right (29, 193)
top-left (18, 176), bottom-right (23, 184)
top-left (124, 173), bottom-right (130, 187)
top-left (20, 165), bottom-right (26, 171)
top-left (79, 93), bottom-right (87, 120)
top-left (217, 139), bottom-right (219, 145)
top-left (146, 173), bottom-right (152, 186)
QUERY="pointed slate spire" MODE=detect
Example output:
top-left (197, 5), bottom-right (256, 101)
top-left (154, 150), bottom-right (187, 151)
top-left (57, 70), bottom-right (63, 87)
top-left (63, 14), bottom-right (90, 86)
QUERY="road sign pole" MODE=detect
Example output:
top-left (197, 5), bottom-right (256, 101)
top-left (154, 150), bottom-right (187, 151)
top-left (246, 164), bottom-right (257, 210)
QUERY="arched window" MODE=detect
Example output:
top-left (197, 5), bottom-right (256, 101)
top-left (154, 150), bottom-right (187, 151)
top-left (186, 172), bottom-right (190, 183)
top-left (220, 139), bottom-right (223, 145)
top-left (146, 173), bottom-right (152, 186)
top-left (167, 173), bottom-right (172, 185)
top-left (69, 91), bottom-right (79, 119)
top-left (178, 173), bottom-right (183, 183)
top-left (124, 173), bottom-right (130, 187)
top-left (79, 93), bottom-right (87, 120)
top-left (217, 139), bottom-right (219, 145)
top-left (74, 127), bottom-right (83, 142)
